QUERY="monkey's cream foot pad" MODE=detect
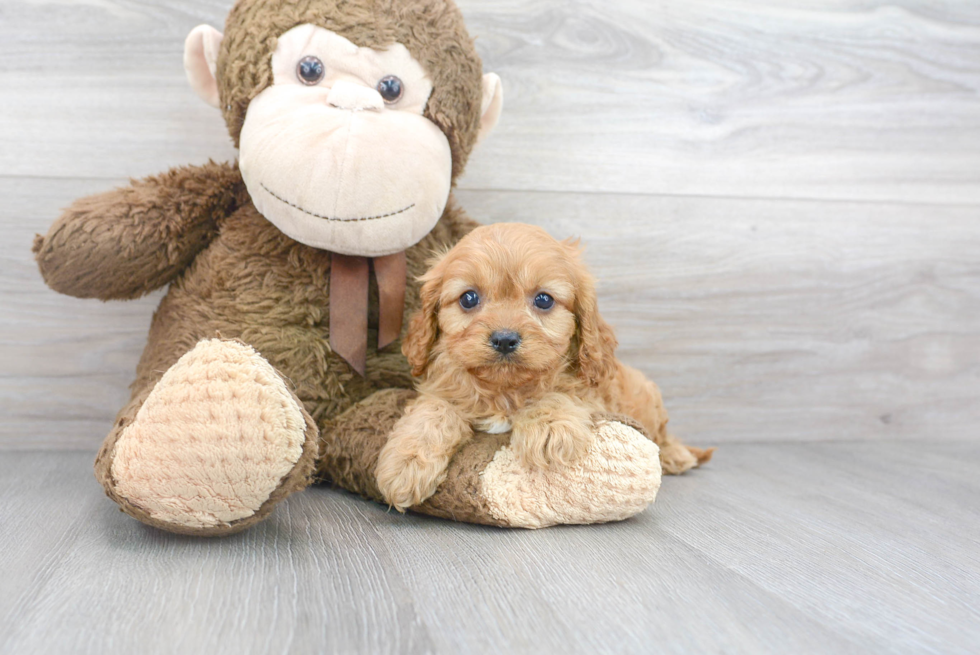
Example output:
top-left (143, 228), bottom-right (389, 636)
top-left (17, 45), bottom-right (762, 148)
top-left (479, 421), bottom-right (662, 529)
top-left (110, 339), bottom-right (313, 530)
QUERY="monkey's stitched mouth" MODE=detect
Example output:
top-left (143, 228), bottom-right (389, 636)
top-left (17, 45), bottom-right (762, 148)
top-left (261, 183), bottom-right (415, 222)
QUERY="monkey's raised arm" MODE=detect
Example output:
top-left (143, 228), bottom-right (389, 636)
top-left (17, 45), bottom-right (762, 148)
top-left (34, 161), bottom-right (246, 301)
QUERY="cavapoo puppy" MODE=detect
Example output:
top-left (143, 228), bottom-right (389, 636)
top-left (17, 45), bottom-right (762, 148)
top-left (376, 223), bottom-right (712, 511)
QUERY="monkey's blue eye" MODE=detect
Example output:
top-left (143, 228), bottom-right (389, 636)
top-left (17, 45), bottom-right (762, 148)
top-left (377, 75), bottom-right (403, 104)
top-left (297, 56), bottom-right (324, 85)
top-left (459, 290), bottom-right (480, 310)
top-left (534, 293), bottom-right (555, 310)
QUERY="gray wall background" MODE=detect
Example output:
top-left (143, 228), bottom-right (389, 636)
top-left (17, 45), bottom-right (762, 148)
top-left (2, 0), bottom-right (978, 449)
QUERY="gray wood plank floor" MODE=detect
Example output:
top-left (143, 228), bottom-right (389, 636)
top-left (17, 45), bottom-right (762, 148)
top-left (1, 443), bottom-right (977, 655)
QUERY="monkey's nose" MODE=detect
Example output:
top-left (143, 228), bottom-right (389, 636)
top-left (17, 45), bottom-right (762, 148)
top-left (326, 80), bottom-right (384, 112)
top-left (490, 330), bottom-right (521, 355)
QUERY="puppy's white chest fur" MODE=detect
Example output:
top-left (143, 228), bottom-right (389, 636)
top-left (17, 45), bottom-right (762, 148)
top-left (474, 415), bottom-right (513, 434)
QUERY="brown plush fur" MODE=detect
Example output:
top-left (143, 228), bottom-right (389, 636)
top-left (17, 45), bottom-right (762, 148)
top-left (34, 0), bottom-right (674, 534)
top-left (38, 171), bottom-right (477, 422)
top-left (33, 0), bottom-right (489, 534)
top-left (33, 161), bottom-right (248, 301)
top-left (321, 387), bottom-right (516, 526)
top-left (218, 0), bottom-right (484, 179)
top-left (377, 224), bottom-right (713, 510)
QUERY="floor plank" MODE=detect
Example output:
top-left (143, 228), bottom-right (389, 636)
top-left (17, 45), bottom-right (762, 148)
top-left (1, 443), bottom-right (977, 654)
top-left (1, 1), bottom-right (978, 202)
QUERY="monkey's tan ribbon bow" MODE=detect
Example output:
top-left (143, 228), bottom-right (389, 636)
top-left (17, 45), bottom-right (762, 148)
top-left (329, 252), bottom-right (407, 376)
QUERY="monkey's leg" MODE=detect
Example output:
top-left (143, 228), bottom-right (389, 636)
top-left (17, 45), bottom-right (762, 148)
top-left (318, 392), bottom-right (663, 529)
top-left (95, 339), bottom-right (320, 536)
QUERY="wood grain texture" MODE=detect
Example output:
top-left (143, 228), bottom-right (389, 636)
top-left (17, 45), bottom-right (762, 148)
top-left (1, 443), bottom-right (977, 654)
top-left (1, 0), bottom-right (978, 202)
top-left (5, 176), bottom-right (978, 448)
top-left (1, 1), bottom-right (979, 448)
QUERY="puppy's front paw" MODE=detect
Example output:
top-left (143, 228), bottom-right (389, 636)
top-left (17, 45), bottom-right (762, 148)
top-left (511, 417), bottom-right (594, 470)
top-left (375, 447), bottom-right (449, 512)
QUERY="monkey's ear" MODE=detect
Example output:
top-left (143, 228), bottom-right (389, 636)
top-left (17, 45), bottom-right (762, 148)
top-left (184, 25), bottom-right (224, 108)
top-left (476, 73), bottom-right (504, 145)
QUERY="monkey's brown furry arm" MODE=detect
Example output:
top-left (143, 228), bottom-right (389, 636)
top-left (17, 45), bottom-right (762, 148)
top-left (33, 161), bottom-right (247, 300)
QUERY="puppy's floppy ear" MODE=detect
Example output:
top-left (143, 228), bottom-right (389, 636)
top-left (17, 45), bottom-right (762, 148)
top-left (402, 256), bottom-right (446, 377)
top-left (568, 242), bottom-right (618, 386)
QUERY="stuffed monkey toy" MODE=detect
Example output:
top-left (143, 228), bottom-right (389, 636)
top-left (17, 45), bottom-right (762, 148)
top-left (33, 0), bottom-right (664, 535)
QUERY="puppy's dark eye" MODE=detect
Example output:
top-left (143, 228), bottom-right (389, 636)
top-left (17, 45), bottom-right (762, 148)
top-left (297, 56), bottom-right (325, 85)
top-left (459, 290), bottom-right (480, 310)
top-left (534, 293), bottom-right (555, 310)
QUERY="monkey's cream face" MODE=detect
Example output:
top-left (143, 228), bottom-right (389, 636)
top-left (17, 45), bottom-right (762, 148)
top-left (238, 24), bottom-right (452, 256)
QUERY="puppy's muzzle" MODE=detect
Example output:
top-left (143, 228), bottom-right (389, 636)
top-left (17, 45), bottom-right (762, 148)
top-left (490, 330), bottom-right (521, 356)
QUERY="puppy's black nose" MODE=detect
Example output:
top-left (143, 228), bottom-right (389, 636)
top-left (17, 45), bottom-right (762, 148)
top-left (490, 330), bottom-right (521, 355)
